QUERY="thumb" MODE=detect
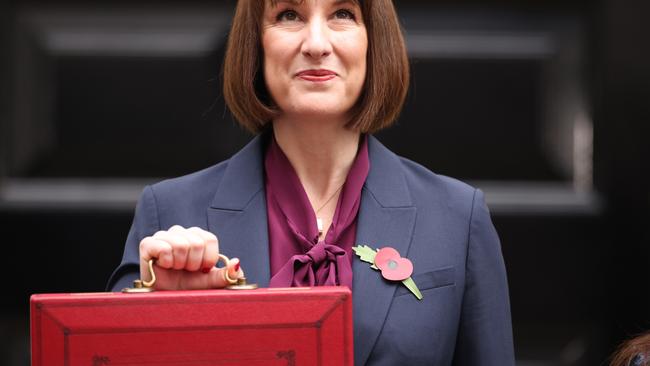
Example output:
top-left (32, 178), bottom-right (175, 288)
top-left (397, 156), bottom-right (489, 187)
top-left (207, 257), bottom-right (242, 288)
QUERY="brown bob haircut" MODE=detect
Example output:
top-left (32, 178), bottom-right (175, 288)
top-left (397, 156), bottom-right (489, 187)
top-left (223, 0), bottom-right (410, 134)
top-left (609, 332), bottom-right (650, 366)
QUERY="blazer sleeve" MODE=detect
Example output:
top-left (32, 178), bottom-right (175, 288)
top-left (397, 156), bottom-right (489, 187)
top-left (453, 189), bottom-right (515, 365)
top-left (106, 185), bottom-right (161, 292)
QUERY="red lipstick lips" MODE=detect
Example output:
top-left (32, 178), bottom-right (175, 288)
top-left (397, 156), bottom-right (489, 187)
top-left (296, 69), bottom-right (337, 82)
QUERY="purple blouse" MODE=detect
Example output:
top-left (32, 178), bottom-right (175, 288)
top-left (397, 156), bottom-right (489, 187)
top-left (264, 134), bottom-right (370, 289)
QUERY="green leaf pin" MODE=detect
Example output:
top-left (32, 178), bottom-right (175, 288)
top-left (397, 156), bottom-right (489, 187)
top-left (352, 245), bottom-right (422, 300)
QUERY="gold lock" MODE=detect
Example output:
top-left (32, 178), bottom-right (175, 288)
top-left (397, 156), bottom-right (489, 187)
top-left (122, 259), bottom-right (156, 293)
top-left (226, 276), bottom-right (258, 290)
top-left (214, 254), bottom-right (259, 290)
top-left (122, 254), bottom-right (257, 293)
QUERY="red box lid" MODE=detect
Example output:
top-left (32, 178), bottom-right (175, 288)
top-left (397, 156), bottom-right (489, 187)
top-left (31, 286), bottom-right (353, 366)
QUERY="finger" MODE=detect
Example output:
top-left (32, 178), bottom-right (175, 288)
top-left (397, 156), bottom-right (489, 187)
top-left (151, 231), bottom-right (190, 269)
top-left (139, 238), bottom-right (173, 283)
top-left (188, 227), bottom-right (219, 272)
top-left (154, 232), bottom-right (190, 270)
top-left (177, 266), bottom-right (228, 290)
top-left (152, 225), bottom-right (184, 241)
top-left (201, 239), bottom-right (219, 273)
top-left (168, 224), bottom-right (186, 232)
top-left (208, 258), bottom-right (242, 289)
top-left (155, 230), bottom-right (207, 271)
top-left (152, 230), bottom-right (168, 239)
top-left (170, 229), bottom-right (209, 272)
top-left (139, 237), bottom-right (173, 267)
top-left (187, 227), bottom-right (217, 243)
top-left (177, 258), bottom-right (243, 290)
top-left (229, 258), bottom-right (241, 280)
top-left (184, 231), bottom-right (206, 272)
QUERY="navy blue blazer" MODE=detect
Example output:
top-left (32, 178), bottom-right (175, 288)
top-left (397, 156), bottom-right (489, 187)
top-left (108, 134), bottom-right (515, 365)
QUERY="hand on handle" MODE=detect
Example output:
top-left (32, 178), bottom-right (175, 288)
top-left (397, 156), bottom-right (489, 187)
top-left (139, 225), bottom-right (243, 290)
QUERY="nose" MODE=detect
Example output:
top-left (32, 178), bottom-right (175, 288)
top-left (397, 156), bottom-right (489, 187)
top-left (301, 18), bottom-right (332, 60)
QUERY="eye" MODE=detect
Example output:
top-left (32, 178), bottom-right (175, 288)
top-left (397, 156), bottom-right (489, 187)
top-left (277, 9), bottom-right (300, 22)
top-left (333, 9), bottom-right (356, 21)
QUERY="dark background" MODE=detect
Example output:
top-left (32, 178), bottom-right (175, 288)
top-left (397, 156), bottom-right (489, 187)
top-left (1, 0), bottom-right (649, 365)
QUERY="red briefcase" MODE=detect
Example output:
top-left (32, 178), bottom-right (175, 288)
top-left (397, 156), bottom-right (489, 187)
top-left (31, 286), bottom-right (353, 366)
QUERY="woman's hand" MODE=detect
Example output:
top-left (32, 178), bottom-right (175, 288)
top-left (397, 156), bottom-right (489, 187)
top-left (139, 225), bottom-right (242, 290)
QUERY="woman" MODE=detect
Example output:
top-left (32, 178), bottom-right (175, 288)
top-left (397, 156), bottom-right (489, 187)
top-left (108, 0), bottom-right (515, 364)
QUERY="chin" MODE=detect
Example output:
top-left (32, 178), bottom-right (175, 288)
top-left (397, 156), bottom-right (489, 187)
top-left (290, 105), bottom-right (349, 119)
top-left (286, 95), bottom-right (355, 118)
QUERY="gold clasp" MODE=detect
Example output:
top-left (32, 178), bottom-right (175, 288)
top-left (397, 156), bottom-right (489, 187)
top-left (225, 276), bottom-right (258, 290)
top-left (122, 259), bottom-right (156, 293)
top-left (220, 254), bottom-right (258, 290)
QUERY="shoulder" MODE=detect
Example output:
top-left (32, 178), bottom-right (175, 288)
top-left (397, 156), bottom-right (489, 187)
top-left (372, 137), bottom-right (478, 211)
top-left (398, 156), bottom-right (476, 202)
top-left (144, 160), bottom-right (230, 214)
top-left (151, 160), bottom-right (228, 197)
top-left (366, 135), bottom-right (480, 222)
top-left (141, 133), bottom-right (266, 217)
top-left (367, 135), bottom-right (476, 199)
top-left (399, 155), bottom-right (480, 225)
top-left (129, 131), bottom-right (267, 229)
top-left (130, 159), bottom-right (235, 230)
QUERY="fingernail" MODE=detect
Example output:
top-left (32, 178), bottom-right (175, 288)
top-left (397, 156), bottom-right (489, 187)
top-left (234, 262), bottom-right (240, 272)
top-left (201, 267), bottom-right (211, 274)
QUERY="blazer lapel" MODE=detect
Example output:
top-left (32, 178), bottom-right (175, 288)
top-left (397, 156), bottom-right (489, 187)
top-left (353, 136), bottom-right (417, 366)
top-left (207, 134), bottom-right (271, 287)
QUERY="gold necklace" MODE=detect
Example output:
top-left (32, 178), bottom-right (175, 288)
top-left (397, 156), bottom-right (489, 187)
top-left (315, 184), bottom-right (344, 237)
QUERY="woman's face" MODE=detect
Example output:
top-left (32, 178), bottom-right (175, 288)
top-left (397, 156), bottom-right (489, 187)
top-left (262, 0), bottom-right (368, 122)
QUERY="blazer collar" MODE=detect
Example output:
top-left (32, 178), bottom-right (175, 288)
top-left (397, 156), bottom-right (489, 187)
top-left (210, 133), bottom-right (267, 210)
top-left (364, 135), bottom-right (413, 208)
top-left (210, 133), bottom-right (412, 210)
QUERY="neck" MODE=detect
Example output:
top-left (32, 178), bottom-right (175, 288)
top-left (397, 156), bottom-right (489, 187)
top-left (272, 115), bottom-right (361, 207)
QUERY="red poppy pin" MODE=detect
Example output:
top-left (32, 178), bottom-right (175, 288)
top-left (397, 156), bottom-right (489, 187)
top-left (352, 245), bottom-right (423, 300)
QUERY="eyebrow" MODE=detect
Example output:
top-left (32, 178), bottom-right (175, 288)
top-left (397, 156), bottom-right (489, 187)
top-left (269, 0), bottom-right (304, 6)
top-left (333, 0), bottom-right (360, 6)
top-left (269, 0), bottom-right (359, 7)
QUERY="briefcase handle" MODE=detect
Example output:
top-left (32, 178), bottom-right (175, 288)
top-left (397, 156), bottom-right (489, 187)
top-left (122, 259), bottom-right (156, 293)
top-left (122, 254), bottom-right (257, 293)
